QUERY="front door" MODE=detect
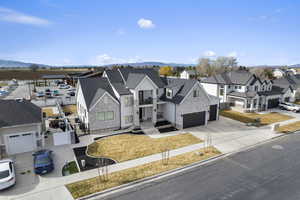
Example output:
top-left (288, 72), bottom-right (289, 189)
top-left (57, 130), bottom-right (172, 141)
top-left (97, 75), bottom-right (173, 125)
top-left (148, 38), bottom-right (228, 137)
top-left (139, 108), bottom-right (143, 121)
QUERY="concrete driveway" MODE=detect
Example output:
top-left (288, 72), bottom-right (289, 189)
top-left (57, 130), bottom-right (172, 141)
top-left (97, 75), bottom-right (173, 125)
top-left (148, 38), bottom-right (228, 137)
top-left (0, 144), bottom-right (75, 199)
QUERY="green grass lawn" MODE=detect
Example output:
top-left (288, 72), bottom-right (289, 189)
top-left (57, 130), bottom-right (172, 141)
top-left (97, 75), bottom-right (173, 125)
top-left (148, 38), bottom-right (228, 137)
top-left (63, 161), bottom-right (79, 176)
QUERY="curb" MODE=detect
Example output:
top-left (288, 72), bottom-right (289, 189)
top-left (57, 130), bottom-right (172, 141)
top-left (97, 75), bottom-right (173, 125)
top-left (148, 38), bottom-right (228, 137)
top-left (75, 132), bottom-right (289, 200)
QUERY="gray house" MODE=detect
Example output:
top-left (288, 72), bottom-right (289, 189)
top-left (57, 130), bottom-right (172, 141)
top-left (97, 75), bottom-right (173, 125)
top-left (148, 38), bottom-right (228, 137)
top-left (0, 99), bottom-right (44, 155)
top-left (201, 70), bottom-right (293, 112)
top-left (76, 68), bottom-right (219, 132)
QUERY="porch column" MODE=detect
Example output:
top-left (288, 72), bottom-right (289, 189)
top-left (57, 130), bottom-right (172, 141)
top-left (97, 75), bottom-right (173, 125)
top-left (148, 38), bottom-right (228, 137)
top-left (250, 99), bottom-right (254, 111)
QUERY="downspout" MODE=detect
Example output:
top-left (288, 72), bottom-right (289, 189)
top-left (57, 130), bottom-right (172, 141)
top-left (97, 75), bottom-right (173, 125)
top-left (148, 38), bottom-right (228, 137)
top-left (174, 103), bottom-right (177, 128)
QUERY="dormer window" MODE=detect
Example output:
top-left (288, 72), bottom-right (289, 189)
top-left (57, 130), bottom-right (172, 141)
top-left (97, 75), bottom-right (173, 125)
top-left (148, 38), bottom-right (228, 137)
top-left (166, 88), bottom-right (172, 98)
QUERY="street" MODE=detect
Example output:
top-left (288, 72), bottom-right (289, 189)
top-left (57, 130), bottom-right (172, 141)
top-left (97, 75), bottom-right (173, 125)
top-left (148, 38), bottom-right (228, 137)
top-left (98, 133), bottom-right (300, 200)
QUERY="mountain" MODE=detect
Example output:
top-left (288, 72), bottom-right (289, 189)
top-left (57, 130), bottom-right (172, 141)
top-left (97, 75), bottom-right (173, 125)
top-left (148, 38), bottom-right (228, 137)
top-left (289, 64), bottom-right (300, 68)
top-left (0, 59), bottom-right (195, 68)
top-left (0, 59), bottom-right (50, 68)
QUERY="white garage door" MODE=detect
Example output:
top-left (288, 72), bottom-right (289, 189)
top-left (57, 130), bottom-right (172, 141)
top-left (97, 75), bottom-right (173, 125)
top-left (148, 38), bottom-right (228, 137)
top-left (6, 133), bottom-right (36, 155)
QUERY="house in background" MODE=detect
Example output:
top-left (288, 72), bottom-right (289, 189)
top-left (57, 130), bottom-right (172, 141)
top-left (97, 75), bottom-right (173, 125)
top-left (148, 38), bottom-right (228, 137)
top-left (0, 99), bottom-right (44, 156)
top-left (273, 68), bottom-right (297, 78)
top-left (76, 68), bottom-right (219, 133)
top-left (273, 74), bottom-right (300, 101)
top-left (201, 70), bottom-right (293, 112)
top-left (180, 70), bottom-right (197, 79)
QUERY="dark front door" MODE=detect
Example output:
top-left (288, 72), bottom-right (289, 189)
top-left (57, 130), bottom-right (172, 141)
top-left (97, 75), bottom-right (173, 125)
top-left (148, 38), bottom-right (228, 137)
top-left (182, 111), bottom-right (206, 128)
top-left (268, 98), bottom-right (279, 108)
top-left (284, 97), bottom-right (290, 102)
top-left (139, 108), bottom-right (143, 121)
top-left (209, 105), bottom-right (218, 121)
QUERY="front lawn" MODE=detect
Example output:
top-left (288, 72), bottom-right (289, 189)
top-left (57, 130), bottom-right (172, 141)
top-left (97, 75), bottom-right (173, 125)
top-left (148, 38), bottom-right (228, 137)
top-left (277, 121), bottom-right (300, 133)
top-left (66, 147), bottom-right (221, 199)
top-left (220, 110), bottom-right (293, 125)
top-left (87, 133), bottom-right (202, 162)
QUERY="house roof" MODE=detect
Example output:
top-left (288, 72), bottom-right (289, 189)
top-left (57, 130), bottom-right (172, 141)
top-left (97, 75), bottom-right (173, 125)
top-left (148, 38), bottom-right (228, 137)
top-left (105, 70), bottom-right (124, 83)
top-left (161, 78), bottom-right (200, 104)
top-left (41, 74), bottom-right (66, 79)
top-left (125, 73), bottom-right (147, 89)
top-left (227, 91), bottom-right (257, 99)
top-left (272, 74), bottom-right (300, 90)
top-left (201, 70), bottom-right (255, 85)
top-left (0, 99), bottom-right (42, 128)
top-left (118, 68), bottom-right (165, 88)
top-left (79, 77), bottom-right (118, 109)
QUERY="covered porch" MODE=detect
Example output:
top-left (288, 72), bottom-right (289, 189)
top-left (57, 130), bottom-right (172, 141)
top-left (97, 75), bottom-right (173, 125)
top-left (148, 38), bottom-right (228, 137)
top-left (227, 95), bottom-right (259, 112)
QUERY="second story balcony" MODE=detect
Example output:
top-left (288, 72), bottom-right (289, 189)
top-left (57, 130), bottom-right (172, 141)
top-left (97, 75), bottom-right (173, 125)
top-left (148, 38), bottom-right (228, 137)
top-left (138, 90), bottom-right (153, 105)
top-left (139, 97), bottom-right (153, 105)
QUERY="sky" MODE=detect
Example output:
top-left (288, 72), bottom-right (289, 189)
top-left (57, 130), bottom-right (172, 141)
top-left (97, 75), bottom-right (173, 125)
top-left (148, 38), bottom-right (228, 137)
top-left (0, 0), bottom-right (300, 66)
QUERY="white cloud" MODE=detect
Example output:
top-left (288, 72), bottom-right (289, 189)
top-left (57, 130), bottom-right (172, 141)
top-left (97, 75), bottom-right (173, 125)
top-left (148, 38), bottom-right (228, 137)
top-left (0, 7), bottom-right (51, 26)
top-left (92, 54), bottom-right (143, 65)
top-left (203, 50), bottom-right (216, 57)
top-left (62, 58), bottom-right (72, 65)
top-left (227, 51), bottom-right (238, 58)
top-left (137, 18), bottom-right (155, 29)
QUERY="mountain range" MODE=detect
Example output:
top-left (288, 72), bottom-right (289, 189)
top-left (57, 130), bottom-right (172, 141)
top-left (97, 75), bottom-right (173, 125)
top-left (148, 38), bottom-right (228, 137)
top-left (0, 59), bottom-right (194, 68)
top-left (0, 59), bottom-right (299, 68)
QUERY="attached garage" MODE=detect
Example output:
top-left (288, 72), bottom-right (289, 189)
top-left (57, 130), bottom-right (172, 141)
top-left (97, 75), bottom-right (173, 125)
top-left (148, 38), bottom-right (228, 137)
top-left (267, 98), bottom-right (280, 108)
top-left (183, 111), bottom-right (206, 128)
top-left (209, 105), bottom-right (218, 121)
top-left (6, 133), bottom-right (36, 155)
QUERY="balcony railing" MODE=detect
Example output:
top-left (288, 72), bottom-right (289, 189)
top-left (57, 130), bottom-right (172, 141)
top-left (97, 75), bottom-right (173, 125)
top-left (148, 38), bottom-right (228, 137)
top-left (139, 97), bottom-right (153, 105)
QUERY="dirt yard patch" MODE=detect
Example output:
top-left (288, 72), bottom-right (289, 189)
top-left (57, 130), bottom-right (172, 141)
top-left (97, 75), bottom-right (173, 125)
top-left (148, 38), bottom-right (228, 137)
top-left (277, 121), bottom-right (300, 133)
top-left (87, 133), bottom-right (203, 162)
top-left (66, 147), bottom-right (221, 199)
top-left (42, 107), bottom-right (60, 118)
top-left (220, 110), bottom-right (293, 125)
top-left (62, 105), bottom-right (77, 114)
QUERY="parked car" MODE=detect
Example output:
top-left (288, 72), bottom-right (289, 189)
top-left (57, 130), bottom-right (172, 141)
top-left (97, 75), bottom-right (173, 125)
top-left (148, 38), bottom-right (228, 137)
top-left (279, 102), bottom-right (300, 112)
top-left (0, 159), bottom-right (15, 190)
top-left (36, 91), bottom-right (44, 97)
top-left (52, 90), bottom-right (59, 96)
top-left (59, 84), bottom-right (70, 89)
top-left (67, 91), bottom-right (75, 96)
top-left (55, 81), bottom-right (64, 86)
top-left (33, 150), bottom-right (54, 175)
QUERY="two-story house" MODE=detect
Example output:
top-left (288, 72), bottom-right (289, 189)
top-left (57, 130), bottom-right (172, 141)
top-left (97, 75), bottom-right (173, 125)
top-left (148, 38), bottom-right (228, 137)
top-left (76, 68), bottom-right (219, 133)
top-left (201, 70), bottom-right (293, 112)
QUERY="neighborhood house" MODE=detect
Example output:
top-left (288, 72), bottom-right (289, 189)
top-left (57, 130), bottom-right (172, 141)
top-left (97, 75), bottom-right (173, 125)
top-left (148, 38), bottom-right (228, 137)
top-left (0, 99), bottom-right (44, 156)
top-left (76, 68), bottom-right (219, 132)
top-left (201, 70), bottom-right (293, 112)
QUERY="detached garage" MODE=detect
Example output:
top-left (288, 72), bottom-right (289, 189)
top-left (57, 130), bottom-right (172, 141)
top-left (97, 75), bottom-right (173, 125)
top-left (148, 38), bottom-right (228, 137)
top-left (0, 99), bottom-right (44, 156)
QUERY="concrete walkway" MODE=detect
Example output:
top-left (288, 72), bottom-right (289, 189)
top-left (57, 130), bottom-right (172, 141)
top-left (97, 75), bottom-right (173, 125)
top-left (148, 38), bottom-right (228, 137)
top-left (0, 117), bottom-right (288, 200)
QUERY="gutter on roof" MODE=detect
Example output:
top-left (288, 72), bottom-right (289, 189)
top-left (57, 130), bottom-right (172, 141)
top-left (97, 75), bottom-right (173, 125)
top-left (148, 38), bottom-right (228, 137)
top-left (0, 122), bottom-right (41, 129)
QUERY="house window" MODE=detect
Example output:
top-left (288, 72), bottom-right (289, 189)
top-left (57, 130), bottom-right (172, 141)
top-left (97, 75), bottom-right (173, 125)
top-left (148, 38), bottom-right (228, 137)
top-left (125, 96), bottom-right (133, 107)
top-left (254, 86), bottom-right (258, 91)
top-left (193, 90), bottom-right (199, 97)
top-left (246, 86), bottom-right (249, 91)
top-left (166, 88), bottom-right (172, 98)
top-left (97, 111), bottom-right (114, 121)
top-left (219, 85), bottom-right (224, 96)
top-left (125, 115), bottom-right (133, 123)
top-left (238, 86), bottom-right (242, 89)
top-left (228, 85), bottom-right (231, 89)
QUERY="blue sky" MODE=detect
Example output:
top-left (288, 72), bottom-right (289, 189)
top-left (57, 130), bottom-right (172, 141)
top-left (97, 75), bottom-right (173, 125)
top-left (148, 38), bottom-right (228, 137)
top-left (0, 0), bottom-right (300, 66)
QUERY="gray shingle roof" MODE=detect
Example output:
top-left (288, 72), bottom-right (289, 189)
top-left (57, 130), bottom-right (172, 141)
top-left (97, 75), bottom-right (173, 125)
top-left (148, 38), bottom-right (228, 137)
top-left (161, 78), bottom-right (199, 104)
top-left (227, 91), bottom-right (257, 98)
top-left (79, 77), bottom-right (118, 109)
top-left (118, 68), bottom-right (165, 88)
top-left (202, 70), bottom-right (255, 85)
top-left (125, 73), bottom-right (147, 89)
top-left (273, 75), bottom-right (300, 90)
top-left (0, 99), bottom-right (42, 128)
top-left (105, 70), bottom-right (124, 83)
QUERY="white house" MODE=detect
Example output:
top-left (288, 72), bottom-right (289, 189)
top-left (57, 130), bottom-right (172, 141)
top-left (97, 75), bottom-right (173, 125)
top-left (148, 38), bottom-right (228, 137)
top-left (76, 68), bottom-right (219, 133)
top-left (273, 68), bottom-right (297, 78)
top-left (180, 70), bottom-right (197, 79)
top-left (0, 99), bottom-right (44, 156)
top-left (201, 70), bottom-right (293, 112)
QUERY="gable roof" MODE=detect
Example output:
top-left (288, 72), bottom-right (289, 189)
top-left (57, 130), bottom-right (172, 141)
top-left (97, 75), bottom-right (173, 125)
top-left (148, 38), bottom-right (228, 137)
top-left (125, 73), bottom-right (147, 89)
top-left (202, 70), bottom-right (256, 85)
top-left (272, 74), bottom-right (300, 90)
top-left (118, 68), bottom-right (165, 88)
top-left (161, 78), bottom-right (200, 104)
top-left (79, 77), bottom-right (118, 109)
top-left (0, 99), bottom-right (42, 128)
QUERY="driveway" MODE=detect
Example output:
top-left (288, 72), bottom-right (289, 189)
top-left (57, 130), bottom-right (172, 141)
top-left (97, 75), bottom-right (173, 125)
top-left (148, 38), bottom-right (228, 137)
top-left (0, 144), bottom-right (75, 200)
top-left (187, 116), bottom-right (282, 153)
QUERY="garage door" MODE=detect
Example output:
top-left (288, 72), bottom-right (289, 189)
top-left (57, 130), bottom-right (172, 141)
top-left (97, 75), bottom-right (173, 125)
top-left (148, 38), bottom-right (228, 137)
top-left (268, 98), bottom-right (280, 109)
top-left (183, 111), bottom-right (206, 128)
top-left (209, 105), bottom-right (218, 121)
top-left (6, 133), bottom-right (35, 155)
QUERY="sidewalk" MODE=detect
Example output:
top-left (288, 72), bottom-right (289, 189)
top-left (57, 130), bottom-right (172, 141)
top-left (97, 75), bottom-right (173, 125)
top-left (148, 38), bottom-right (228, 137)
top-left (0, 118), bottom-right (286, 200)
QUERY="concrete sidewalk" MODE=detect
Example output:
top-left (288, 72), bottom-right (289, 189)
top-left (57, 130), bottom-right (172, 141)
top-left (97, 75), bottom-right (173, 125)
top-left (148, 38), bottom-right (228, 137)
top-left (0, 117), bottom-right (286, 200)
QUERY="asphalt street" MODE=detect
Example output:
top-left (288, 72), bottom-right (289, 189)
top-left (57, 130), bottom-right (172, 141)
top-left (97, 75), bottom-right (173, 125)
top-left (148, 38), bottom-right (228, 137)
top-left (98, 133), bottom-right (300, 200)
